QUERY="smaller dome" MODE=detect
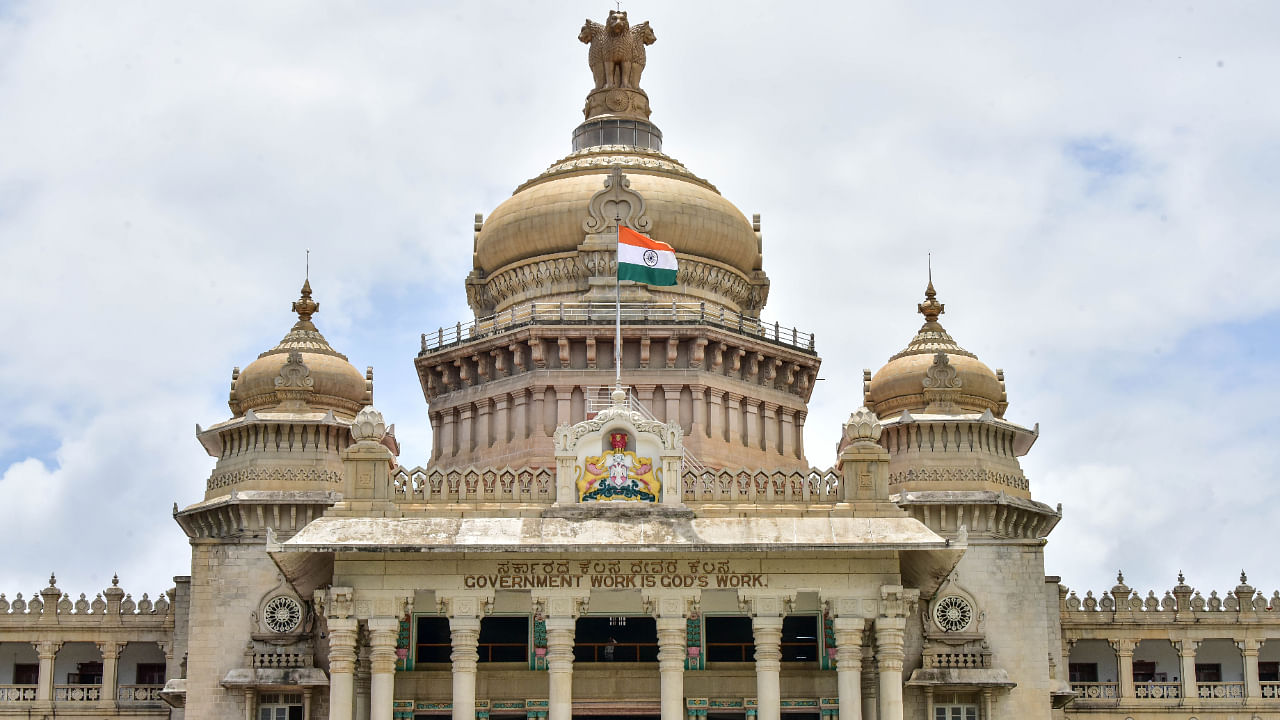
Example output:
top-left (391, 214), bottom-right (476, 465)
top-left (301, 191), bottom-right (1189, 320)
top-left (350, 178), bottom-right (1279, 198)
top-left (230, 281), bottom-right (371, 418)
top-left (867, 281), bottom-right (1007, 418)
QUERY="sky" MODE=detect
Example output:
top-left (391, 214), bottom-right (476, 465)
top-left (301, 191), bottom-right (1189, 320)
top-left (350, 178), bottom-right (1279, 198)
top-left (1, 1), bottom-right (1278, 607)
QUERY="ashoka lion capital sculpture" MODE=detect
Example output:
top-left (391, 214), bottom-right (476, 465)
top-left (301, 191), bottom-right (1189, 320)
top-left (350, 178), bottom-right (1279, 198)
top-left (580, 11), bottom-right (656, 93)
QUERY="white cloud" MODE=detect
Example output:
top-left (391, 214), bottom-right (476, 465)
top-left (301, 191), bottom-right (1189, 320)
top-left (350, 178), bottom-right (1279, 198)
top-left (0, 1), bottom-right (1277, 603)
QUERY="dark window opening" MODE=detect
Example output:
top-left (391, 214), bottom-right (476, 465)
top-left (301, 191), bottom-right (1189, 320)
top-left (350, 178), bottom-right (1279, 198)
top-left (574, 616), bottom-right (657, 662)
top-left (479, 616), bottom-right (529, 662)
top-left (13, 663), bottom-right (38, 685)
top-left (1195, 663), bottom-right (1222, 683)
top-left (1131, 660), bottom-right (1156, 683)
top-left (1068, 663), bottom-right (1098, 682)
top-left (67, 661), bottom-right (102, 684)
top-left (1260, 662), bottom-right (1279, 682)
top-left (414, 617), bottom-right (451, 664)
top-left (781, 615), bottom-right (819, 662)
top-left (705, 615), bottom-right (754, 662)
top-left (135, 663), bottom-right (166, 684)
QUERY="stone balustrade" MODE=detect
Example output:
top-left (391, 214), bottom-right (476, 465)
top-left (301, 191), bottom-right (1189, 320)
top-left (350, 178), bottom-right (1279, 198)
top-left (1070, 681), bottom-right (1117, 699)
top-left (117, 684), bottom-right (165, 704)
top-left (53, 684), bottom-right (101, 702)
top-left (0, 686), bottom-right (37, 702)
top-left (0, 575), bottom-right (172, 625)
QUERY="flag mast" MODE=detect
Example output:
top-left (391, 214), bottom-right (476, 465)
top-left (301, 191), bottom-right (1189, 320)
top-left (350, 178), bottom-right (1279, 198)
top-left (614, 211), bottom-right (623, 393)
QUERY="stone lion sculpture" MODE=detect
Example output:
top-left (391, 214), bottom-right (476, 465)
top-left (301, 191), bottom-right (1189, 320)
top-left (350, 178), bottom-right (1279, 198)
top-left (579, 11), bottom-right (656, 91)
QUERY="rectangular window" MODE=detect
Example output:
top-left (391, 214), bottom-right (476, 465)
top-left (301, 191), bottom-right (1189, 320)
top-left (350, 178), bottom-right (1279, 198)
top-left (1195, 663), bottom-right (1222, 682)
top-left (135, 663), bottom-right (166, 684)
top-left (704, 616), bottom-right (754, 662)
top-left (1260, 662), bottom-right (1279, 682)
top-left (415, 616), bottom-right (452, 664)
top-left (13, 664), bottom-right (38, 685)
top-left (780, 615), bottom-right (819, 662)
top-left (67, 662), bottom-right (102, 684)
top-left (258, 693), bottom-right (303, 720)
top-left (934, 705), bottom-right (978, 720)
top-left (1068, 663), bottom-right (1098, 682)
top-left (478, 616), bottom-right (529, 662)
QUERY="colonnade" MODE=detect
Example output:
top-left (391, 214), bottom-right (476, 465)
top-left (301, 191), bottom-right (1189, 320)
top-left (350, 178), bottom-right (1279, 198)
top-left (326, 589), bottom-right (910, 720)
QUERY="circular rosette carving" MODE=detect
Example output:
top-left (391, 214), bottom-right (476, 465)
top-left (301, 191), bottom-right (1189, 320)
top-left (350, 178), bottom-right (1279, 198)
top-left (263, 595), bottom-right (302, 634)
top-left (933, 595), bottom-right (973, 633)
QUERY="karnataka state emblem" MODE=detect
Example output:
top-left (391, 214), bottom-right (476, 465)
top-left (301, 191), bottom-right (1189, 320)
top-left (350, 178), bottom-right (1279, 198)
top-left (577, 432), bottom-right (660, 502)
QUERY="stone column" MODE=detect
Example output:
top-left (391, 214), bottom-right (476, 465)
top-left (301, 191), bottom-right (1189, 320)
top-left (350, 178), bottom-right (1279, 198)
top-left (831, 612), bottom-right (865, 720)
top-left (860, 643), bottom-right (878, 720)
top-left (780, 409), bottom-right (796, 460)
top-left (328, 617), bottom-right (360, 720)
top-left (1113, 639), bottom-right (1135, 699)
top-left (545, 617), bottom-right (576, 720)
top-left (874, 617), bottom-right (905, 720)
top-left (795, 411), bottom-right (807, 459)
top-left (98, 641), bottom-right (122, 709)
top-left (476, 398), bottom-right (492, 450)
top-left (726, 394), bottom-right (743, 447)
top-left (368, 618), bottom-right (399, 720)
top-left (707, 389), bottom-right (726, 442)
top-left (744, 399), bottom-right (762, 451)
top-left (533, 386), bottom-right (547, 437)
top-left (555, 386), bottom-right (572, 428)
top-left (751, 614), bottom-right (784, 720)
top-left (657, 616), bottom-right (687, 720)
top-left (664, 386), bottom-right (681, 429)
top-left (441, 408), bottom-right (457, 461)
top-left (513, 391), bottom-right (529, 441)
top-left (429, 412), bottom-right (443, 462)
top-left (762, 403), bottom-right (779, 454)
top-left (449, 614), bottom-right (482, 720)
top-left (495, 395), bottom-right (511, 446)
top-left (1241, 638), bottom-right (1262, 699)
top-left (458, 405), bottom-right (474, 458)
top-left (691, 388), bottom-right (707, 439)
top-left (31, 640), bottom-right (59, 709)
top-left (1177, 639), bottom-right (1197, 701)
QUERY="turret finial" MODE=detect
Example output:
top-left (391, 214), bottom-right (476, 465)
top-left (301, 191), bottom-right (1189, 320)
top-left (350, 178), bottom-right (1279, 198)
top-left (292, 278), bottom-right (319, 329)
top-left (918, 265), bottom-right (944, 324)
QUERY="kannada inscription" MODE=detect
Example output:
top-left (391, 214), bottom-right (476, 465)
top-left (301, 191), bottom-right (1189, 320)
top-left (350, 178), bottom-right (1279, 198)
top-left (462, 559), bottom-right (767, 590)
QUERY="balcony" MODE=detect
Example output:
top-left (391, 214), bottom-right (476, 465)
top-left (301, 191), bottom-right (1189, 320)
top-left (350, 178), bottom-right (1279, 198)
top-left (1133, 682), bottom-right (1180, 699)
top-left (118, 684), bottom-right (166, 706)
top-left (53, 684), bottom-right (101, 702)
top-left (1069, 682), bottom-right (1117, 699)
top-left (0, 685), bottom-right (36, 703)
top-left (1196, 681), bottom-right (1244, 699)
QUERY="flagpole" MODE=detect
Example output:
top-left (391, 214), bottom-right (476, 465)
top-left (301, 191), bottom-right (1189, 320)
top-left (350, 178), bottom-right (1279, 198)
top-left (615, 212), bottom-right (622, 392)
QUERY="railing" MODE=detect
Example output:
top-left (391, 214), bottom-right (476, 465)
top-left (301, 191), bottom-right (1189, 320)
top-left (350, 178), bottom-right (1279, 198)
top-left (252, 652), bottom-right (309, 669)
top-left (53, 684), bottom-right (101, 702)
top-left (1134, 682), bottom-right (1180, 699)
top-left (1262, 681), bottom-right (1280, 698)
top-left (1070, 682), bottom-right (1118, 699)
top-left (925, 652), bottom-right (989, 669)
top-left (575, 641), bottom-right (659, 663)
top-left (393, 466), bottom-right (555, 503)
top-left (0, 685), bottom-right (36, 702)
top-left (1196, 681), bottom-right (1244, 699)
top-left (421, 302), bottom-right (815, 354)
top-left (117, 685), bottom-right (165, 704)
top-left (682, 469), bottom-right (840, 504)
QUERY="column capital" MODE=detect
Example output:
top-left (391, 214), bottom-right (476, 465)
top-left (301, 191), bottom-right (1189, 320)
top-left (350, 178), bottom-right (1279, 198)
top-left (328, 617), bottom-right (360, 675)
top-left (1110, 638), bottom-right (1137, 655)
top-left (33, 640), bottom-right (61, 657)
top-left (438, 594), bottom-right (492, 620)
top-left (644, 592), bottom-right (700, 620)
top-left (1175, 638), bottom-right (1199, 655)
top-left (96, 641), bottom-right (124, 659)
top-left (1238, 638), bottom-right (1262, 654)
top-left (368, 617), bottom-right (400, 675)
top-left (739, 593), bottom-right (793, 619)
top-left (534, 594), bottom-right (589, 621)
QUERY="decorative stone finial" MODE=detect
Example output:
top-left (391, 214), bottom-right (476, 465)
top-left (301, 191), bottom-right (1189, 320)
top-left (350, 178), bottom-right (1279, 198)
top-left (291, 279), bottom-right (319, 330)
top-left (918, 278), bottom-right (944, 325)
top-left (48, 573), bottom-right (56, 587)
top-left (1117, 571), bottom-right (1125, 584)
top-left (1177, 570), bottom-right (1185, 584)
top-left (1241, 570), bottom-right (1248, 584)
top-left (111, 574), bottom-right (119, 587)
top-left (842, 407), bottom-right (883, 444)
top-left (351, 406), bottom-right (387, 443)
top-left (611, 387), bottom-right (627, 406)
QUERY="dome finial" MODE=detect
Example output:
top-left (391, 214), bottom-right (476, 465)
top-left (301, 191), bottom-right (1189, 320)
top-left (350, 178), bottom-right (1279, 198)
top-left (918, 256), bottom-right (944, 325)
top-left (291, 275), bottom-right (319, 330)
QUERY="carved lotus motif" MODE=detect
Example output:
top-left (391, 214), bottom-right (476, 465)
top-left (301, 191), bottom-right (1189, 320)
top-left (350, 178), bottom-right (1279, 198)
top-left (351, 406), bottom-right (387, 442)
top-left (843, 407), bottom-right (882, 443)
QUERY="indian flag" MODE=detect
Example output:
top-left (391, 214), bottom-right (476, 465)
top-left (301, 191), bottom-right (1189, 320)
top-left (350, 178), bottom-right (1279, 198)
top-left (617, 225), bottom-right (678, 286)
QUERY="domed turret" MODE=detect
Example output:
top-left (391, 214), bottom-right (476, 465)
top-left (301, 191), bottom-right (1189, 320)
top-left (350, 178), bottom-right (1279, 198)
top-left (867, 280), bottom-right (1007, 419)
top-left (230, 280), bottom-right (372, 419)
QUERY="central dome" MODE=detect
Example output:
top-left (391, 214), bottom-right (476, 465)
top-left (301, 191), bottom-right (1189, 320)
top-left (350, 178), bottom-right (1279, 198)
top-left (474, 147), bottom-right (762, 279)
top-left (463, 13), bottom-right (770, 319)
